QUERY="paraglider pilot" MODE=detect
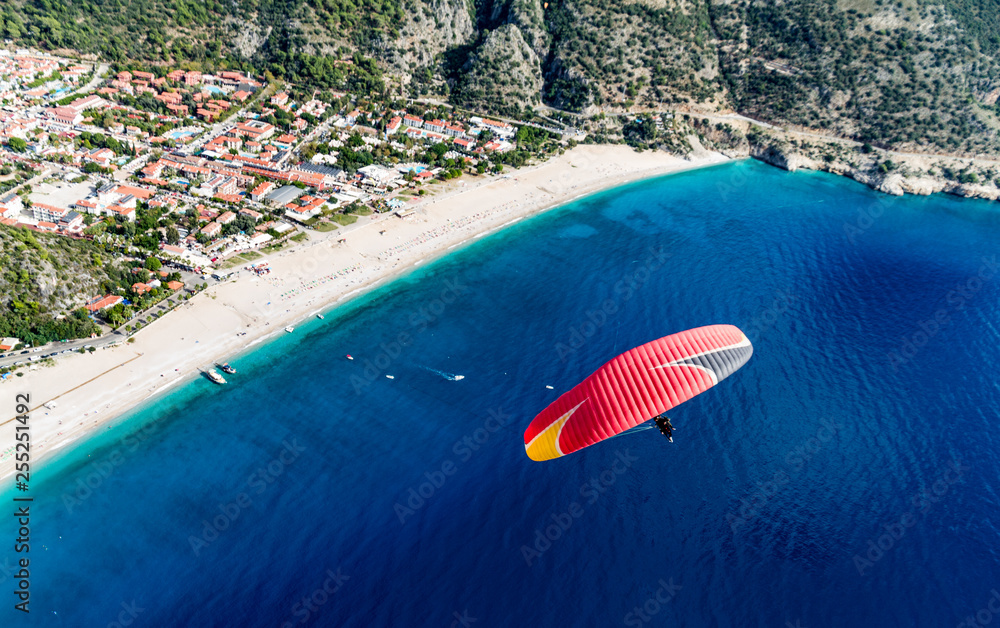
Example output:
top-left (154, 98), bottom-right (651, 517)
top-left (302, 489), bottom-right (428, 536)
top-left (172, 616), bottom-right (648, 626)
top-left (653, 414), bottom-right (674, 443)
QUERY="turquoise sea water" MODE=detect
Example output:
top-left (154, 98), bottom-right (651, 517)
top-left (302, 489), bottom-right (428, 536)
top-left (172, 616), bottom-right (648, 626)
top-left (4, 160), bottom-right (1000, 626)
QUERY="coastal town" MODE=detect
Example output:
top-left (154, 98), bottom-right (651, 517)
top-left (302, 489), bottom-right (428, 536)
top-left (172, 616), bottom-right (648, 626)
top-left (0, 48), bottom-right (559, 364)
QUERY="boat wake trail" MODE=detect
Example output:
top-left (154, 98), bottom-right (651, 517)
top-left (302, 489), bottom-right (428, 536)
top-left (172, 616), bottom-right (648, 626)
top-left (419, 366), bottom-right (465, 381)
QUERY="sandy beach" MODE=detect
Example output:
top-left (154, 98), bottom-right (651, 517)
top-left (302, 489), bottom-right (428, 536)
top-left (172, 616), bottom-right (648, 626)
top-left (0, 144), bottom-right (729, 480)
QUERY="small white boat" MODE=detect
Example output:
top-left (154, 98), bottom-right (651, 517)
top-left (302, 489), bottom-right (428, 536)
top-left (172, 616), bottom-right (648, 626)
top-left (317, 314), bottom-right (325, 320)
top-left (207, 369), bottom-right (227, 385)
top-left (284, 326), bottom-right (294, 333)
top-left (386, 374), bottom-right (394, 379)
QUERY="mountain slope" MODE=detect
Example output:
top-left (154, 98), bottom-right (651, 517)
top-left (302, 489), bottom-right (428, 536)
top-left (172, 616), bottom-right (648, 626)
top-left (4, 0), bottom-right (1000, 153)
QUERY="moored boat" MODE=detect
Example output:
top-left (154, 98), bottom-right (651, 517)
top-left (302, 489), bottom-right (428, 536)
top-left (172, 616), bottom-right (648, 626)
top-left (206, 369), bottom-right (227, 385)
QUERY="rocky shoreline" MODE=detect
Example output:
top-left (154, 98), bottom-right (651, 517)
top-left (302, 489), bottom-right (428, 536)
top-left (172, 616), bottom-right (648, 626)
top-left (746, 136), bottom-right (1000, 202)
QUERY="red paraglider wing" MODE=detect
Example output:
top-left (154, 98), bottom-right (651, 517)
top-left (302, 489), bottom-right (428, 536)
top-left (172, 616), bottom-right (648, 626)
top-left (524, 324), bottom-right (752, 461)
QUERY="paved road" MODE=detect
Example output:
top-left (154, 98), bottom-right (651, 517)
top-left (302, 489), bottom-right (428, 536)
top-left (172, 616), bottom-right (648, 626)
top-left (0, 161), bottom-right (54, 195)
top-left (406, 96), bottom-right (583, 138)
top-left (0, 330), bottom-right (125, 369)
top-left (66, 63), bottom-right (110, 99)
top-left (0, 272), bottom-right (224, 371)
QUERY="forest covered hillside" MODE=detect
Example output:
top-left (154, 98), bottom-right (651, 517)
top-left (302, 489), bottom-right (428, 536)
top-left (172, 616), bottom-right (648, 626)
top-left (2, 0), bottom-right (1000, 153)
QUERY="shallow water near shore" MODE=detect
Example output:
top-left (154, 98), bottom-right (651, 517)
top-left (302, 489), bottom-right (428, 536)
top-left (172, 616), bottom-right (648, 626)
top-left (5, 159), bottom-right (1000, 626)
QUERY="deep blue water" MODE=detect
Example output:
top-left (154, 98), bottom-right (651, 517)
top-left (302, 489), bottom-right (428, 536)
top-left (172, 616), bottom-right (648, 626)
top-left (4, 160), bottom-right (1000, 627)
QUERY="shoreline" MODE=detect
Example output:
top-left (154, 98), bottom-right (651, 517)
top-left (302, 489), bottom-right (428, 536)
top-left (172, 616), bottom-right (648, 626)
top-left (0, 144), bottom-right (731, 480)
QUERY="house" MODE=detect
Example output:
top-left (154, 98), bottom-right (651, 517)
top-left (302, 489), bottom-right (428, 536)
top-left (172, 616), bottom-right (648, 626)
top-left (198, 175), bottom-right (237, 197)
top-left (114, 185), bottom-right (154, 201)
top-left (108, 205), bottom-right (136, 221)
top-left (67, 94), bottom-right (106, 112)
top-left (495, 139), bottom-right (516, 152)
top-left (201, 222), bottom-right (222, 238)
top-left (31, 203), bottom-right (70, 223)
top-left (283, 195), bottom-right (326, 221)
top-left (235, 120), bottom-right (275, 141)
top-left (48, 106), bottom-right (82, 126)
top-left (184, 71), bottom-right (202, 86)
top-left (74, 198), bottom-right (99, 214)
top-left (142, 162), bottom-right (164, 179)
top-left (59, 210), bottom-right (84, 233)
top-left (445, 124), bottom-right (466, 137)
top-left (358, 164), bottom-right (402, 187)
top-left (270, 92), bottom-right (289, 106)
top-left (0, 338), bottom-right (19, 352)
top-left (166, 281), bottom-right (183, 291)
top-left (85, 295), bottom-right (124, 312)
top-left (250, 181), bottom-right (275, 202)
top-left (239, 208), bottom-right (262, 222)
top-left (132, 282), bottom-right (151, 295)
top-left (217, 211), bottom-right (237, 225)
top-left (0, 192), bottom-right (22, 218)
top-left (404, 126), bottom-right (446, 142)
top-left (249, 232), bottom-right (273, 247)
top-left (272, 134), bottom-right (296, 149)
top-left (478, 117), bottom-right (515, 137)
top-left (386, 116), bottom-right (402, 136)
top-left (402, 114), bottom-right (423, 129)
top-left (424, 119), bottom-right (446, 133)
top-left (84, 147), bottom-right (115, 168)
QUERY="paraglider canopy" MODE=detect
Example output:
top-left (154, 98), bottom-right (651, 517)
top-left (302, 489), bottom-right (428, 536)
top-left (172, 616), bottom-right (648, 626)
top-left (523, 324), bottom-right (752, 461)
